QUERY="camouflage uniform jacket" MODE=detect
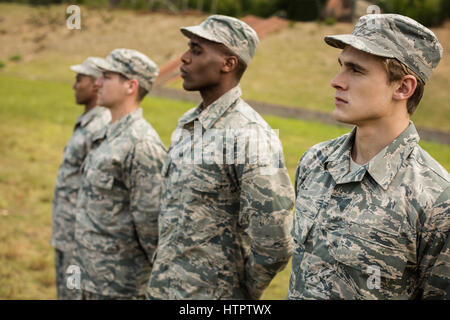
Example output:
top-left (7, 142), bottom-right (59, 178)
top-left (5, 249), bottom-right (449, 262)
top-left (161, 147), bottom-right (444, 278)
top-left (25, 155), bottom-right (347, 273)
top-left (147, 85), bottom-right (294, 300)
top-left (51, 106), bottom-right (111, 252)
top-left (74, 108), bottom-right (167, 297)
top-left (288, 123), bottom-right (450, 299)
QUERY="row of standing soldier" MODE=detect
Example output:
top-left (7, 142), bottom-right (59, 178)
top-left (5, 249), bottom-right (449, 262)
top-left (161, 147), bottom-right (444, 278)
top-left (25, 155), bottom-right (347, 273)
top-left (51, 13), bottom-right (449, 300)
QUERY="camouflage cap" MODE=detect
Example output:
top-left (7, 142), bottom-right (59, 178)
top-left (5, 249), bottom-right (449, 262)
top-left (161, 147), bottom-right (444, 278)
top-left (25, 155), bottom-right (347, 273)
top-left (324, 14), bottom-right (443, 83)
top-left (180, 14), bottom-right (259, 65)
top-left (94, 48), bottom-right (159, 92)
top-left (70, 57), bottom-right (103, 78)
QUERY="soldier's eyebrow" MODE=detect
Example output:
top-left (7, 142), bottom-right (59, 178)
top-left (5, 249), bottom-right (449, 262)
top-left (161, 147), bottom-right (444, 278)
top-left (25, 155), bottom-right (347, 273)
top-left (103, 71), bottom-right (116, 77)
top-left (338, 57), bottom-right (368, 73)
top-left (188, 39), bottom-right (202, 50)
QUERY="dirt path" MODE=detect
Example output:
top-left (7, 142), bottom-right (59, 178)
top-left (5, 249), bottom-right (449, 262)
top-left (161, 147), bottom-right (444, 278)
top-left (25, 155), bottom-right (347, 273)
top-left (151, 86), bottom-right (450, 145)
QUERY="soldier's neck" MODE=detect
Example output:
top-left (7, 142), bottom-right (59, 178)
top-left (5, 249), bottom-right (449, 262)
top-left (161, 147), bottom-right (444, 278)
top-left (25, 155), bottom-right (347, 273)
top-left (109, 102), bottom-right (140, 123)
top-left (352, 116), bottom-right (410, 165)
top-left (84, 98), bottom-right (98, 114)
top-left (200, 78), bottom-right (239, 109)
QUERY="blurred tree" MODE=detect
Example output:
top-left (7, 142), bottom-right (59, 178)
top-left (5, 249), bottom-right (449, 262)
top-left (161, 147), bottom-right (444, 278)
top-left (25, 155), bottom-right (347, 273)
top-left (375, 0), bottom-right (447, 27)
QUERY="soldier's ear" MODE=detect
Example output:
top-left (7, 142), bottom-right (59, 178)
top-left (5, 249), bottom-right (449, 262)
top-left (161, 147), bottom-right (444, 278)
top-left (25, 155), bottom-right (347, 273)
top-left (222, 55), bottom-right (238, 74)
top-left (126, 79), bottom-right (139, 96)
top-left (393, 75), bottom-right (417, 101)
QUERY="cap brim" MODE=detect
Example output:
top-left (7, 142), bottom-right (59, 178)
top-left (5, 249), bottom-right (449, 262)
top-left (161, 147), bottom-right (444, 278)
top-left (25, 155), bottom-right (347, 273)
top-left (69, 65), bottom-right (98, 77)
top-left (180, 26), bottom-right (221, 44)
top-left (324, 34), bottom-right (395, 59)
top-left (70, 65), bottom-right (85, 74)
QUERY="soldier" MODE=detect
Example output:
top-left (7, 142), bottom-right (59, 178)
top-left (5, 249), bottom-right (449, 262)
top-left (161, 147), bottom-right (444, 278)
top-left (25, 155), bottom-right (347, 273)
top-left (73, 49), bottom-right (167, 299)
top-left (51, 57), bottom-right (111, 300)
top-left (147, 15), bottom-right (294, 300)
top-left (288, 14), bottom-right (449, 299)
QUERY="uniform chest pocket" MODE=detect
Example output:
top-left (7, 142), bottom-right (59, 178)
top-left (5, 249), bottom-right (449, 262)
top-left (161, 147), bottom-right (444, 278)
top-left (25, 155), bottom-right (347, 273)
top-left (77, 231), bottom-right (119, 254)
top-left (86, 169), bottom-right (114, 190)
top-left (188, 166), bottom-right (224, 194)
top-left (329, 222), bottom-right (408, 281)
top-left (298, 171), bottom-right (332, 211)
top-left (63, 144), bottom-right (82, 166)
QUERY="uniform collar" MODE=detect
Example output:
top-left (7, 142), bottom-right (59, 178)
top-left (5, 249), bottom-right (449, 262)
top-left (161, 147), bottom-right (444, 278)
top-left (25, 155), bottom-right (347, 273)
top-left (177, 106), bottom-right (202, 128)
top-left (326, 122), bottom-right (420, 190)
top-left (325, 127), bottom-right (360, 185)
top-left (105, 108), bottom-right (143, 141)
top-left (178, 85), bottom-right (242, 130)
top-left (76, 106), bottom-right (106, 128)
top-left (367, 122), bottom-right (420, 190)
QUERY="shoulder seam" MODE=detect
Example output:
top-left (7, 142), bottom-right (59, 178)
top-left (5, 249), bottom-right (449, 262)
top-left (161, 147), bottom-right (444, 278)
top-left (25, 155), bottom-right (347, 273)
top-left (411, 148), bottom-right (450, 183)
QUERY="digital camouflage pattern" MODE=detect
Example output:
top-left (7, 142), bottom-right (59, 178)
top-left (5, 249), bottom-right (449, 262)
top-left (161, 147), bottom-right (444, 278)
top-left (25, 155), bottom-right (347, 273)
top-left (147, 85), bottom-right (294, 300)
top-left (80, 289), bottom-right (145, 300)
top-left (52, 106), bottom-right (111, 252)
top-left (52, 105), bottom-right (110, 299)
top-left (94, 48), bottom-right (159, 92)
top-left (54, 249), bottom-right (81, 300)
top-left (181, 14), bottom-right (259, 65)
top-left (324, 14), bottom-right (443, 83)
top-left (74, 108), bottom-right (167, 298)
top-left (288, 123), bottom-right (450, 299)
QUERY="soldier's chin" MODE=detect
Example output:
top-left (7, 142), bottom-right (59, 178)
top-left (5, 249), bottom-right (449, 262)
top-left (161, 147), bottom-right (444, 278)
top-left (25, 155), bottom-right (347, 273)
top-left (98, 97), bottom-right (107, 107)
top-left (182, 80), bottom-right (197, 91)
top-left (332, 110), bottom-right (357, 126)
top-left (99, 100), bottom-right (111, 108)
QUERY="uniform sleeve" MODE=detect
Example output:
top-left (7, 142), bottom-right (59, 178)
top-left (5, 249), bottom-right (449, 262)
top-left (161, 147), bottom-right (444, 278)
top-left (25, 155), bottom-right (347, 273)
top-left (294, 148), bottom-right (317, 198)
top-left (84, 111), bottom-right (111, 155)
top-left (419, 186), bottom-right (450, 299)
top-left (129, 140), bottom-right (167, 264)
top-left (236, 138), bottom-right (294, 299)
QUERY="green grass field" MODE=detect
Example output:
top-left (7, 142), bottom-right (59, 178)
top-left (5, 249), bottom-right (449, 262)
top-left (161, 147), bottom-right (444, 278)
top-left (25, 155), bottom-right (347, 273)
top-left (1, 74), bottom-right (449, 299)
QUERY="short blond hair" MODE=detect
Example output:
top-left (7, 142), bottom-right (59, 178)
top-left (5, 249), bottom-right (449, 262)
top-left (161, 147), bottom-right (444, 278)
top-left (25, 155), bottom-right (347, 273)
top-left (381, 58), bottom-right (425, 115)
top-left (118, 73), bottom-right (148, 102)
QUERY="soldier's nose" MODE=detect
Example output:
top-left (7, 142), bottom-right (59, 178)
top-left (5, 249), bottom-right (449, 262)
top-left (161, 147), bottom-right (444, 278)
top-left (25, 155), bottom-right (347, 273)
top-left (331, 72), bottom-right (346, 91)
top-left (95, 76), bottom-right (104, 87)
top-left (181, 50), bottom-right (190, 65)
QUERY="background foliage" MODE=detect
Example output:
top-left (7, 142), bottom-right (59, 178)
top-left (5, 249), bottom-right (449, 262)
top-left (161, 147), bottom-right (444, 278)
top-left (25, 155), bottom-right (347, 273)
top-left (0, 0), bottom-right (448, 26)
